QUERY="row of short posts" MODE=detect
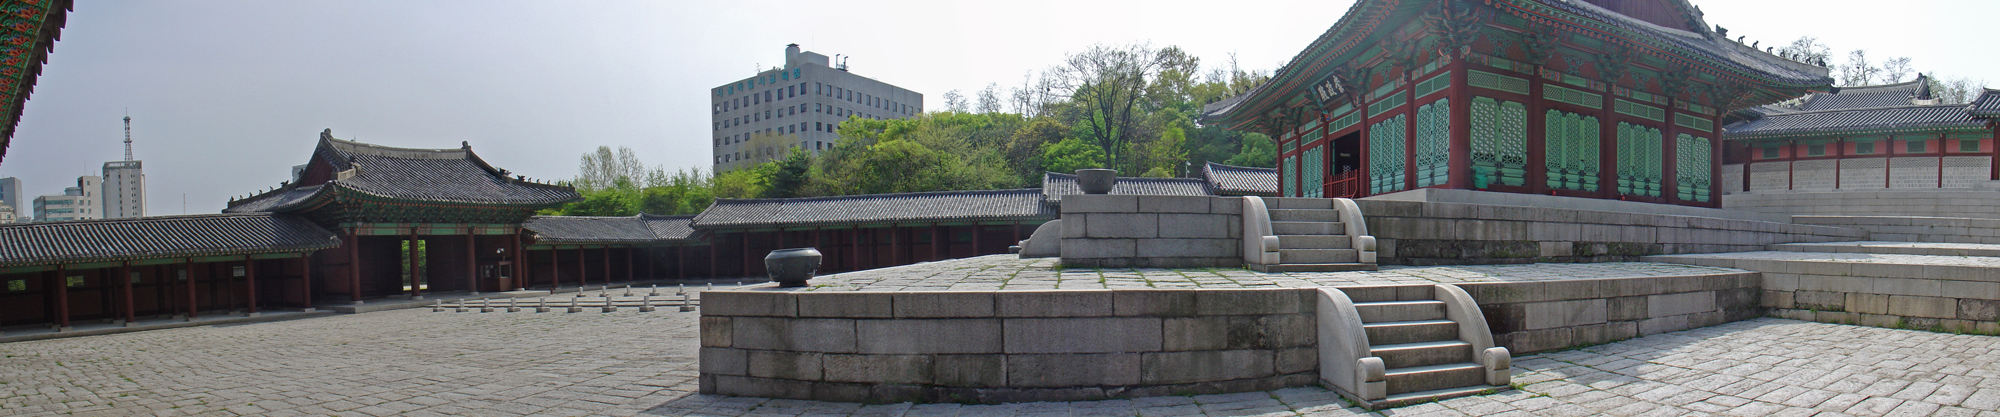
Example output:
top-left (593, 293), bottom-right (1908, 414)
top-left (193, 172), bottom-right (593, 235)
top-left (431, 283), bottom-right (734, 313)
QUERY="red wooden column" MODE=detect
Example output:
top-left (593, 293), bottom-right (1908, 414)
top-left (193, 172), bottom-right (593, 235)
top-left (644, 247), bottom-right (654, 281)
top-left (740, 233), bottom-right (751, 277)
top-left (932, 225), bottom-right (944, 260)
top-left (299, 256), bottom-right (313, 309)
top-left (890, 227), bottom-right (901, 265)
top-left (1885, 135), bottom-right (1896, 188)
top-left (576, 248), bottom-right (587, 288)
top-left (1404, 70), bottom-right (1419, 192)
top-left (551, 248), bottom-right (561, 290)
top-left (54, 266), bottom-right (70, 330)
top-left (408, 233), bottom-right (422, 298)
top-left (675, 245), bottom-right (685, 279)
top-left (1661, 98), bottom-right (1681, 204)
top-left (466, 234), bottom-right (478, 294)
top-left (1598, 79), bottom-right (1619, 199)
top-left (245, 260), bottom-right (259, 315)
top-left (708, 238), bottom-right (718, 279)
top-left (348, 231), bottom-right (362, 303)
top-left (601, 247), bottom-right (611, 284)
top-left (972, 224), bottom-right (984, 255)
top-left (626, 247), bottom-right (635, 283)
top-left (1447, 54), bottom-right (1473, 190)
top-left (1990, 124), bottom-right (1999, 181)
top-left (850, 230), bottom-right (862, 271)
top-left (512, 232), bottom-right (525, 290)
top-left (120, 261), bottom-right (135, 324)
top-left (185, 258), bottom-right (198, 320)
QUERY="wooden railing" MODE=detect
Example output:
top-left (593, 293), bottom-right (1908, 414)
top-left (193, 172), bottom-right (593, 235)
top-left (1326, 170), bottom-right (1362, 199)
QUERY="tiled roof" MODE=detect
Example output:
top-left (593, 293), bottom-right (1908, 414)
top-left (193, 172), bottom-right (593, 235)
top-left (0, 213), bottom-right (340, 267)
top-left (523, 214), bottom-right (695, 245)
top-left (692, 188), bottom-right (1054, 229)
top-left (227, 132), bottom-right (580, 213)
top-left (1042, 172), bottom-right (1213, 203)
top-left (1202, 162), bottom-right (1279, 196)
top-left (1723, 104), bottom-right (1985, 139)
top-left (1968, 89), bottom-right (2000, 117)
top-left (0, 0), bottom-right (69, 164)
top-left (1793, 79), bottom-right (1927, 112)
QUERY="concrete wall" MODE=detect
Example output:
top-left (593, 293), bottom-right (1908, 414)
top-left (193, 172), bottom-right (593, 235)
top-left (1651, 255), bottom-right (2000, 335)
top-left (698, 288), bottom-right (1318, 403)
top-left (1791, 216), bottom-right (2000, 245)
top-left (696, 273), bottom-right (1764, 403)
top-left (1058, 195), bottom-right (1244, 268)
top-left (1356, 199), bottom-right (1867, 266)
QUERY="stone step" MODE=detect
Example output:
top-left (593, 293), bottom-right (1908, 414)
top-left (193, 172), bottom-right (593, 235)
top-left (1268, 208), bottom-right (1341, 223)
top-left (1371, 385), bottom-right (1504, 409)
top-left (1245, 263), bottom-right (1380, 273)
top-left (1264, 197), bottom-right (1335, 210)
top-left (1279, 248), bottom-right (1358, 264)
top-left (1363, 319), bottom-right (1459, 346)
top-left (1271, 221), bottom-right (1345, 235)
top-left (1354, 300), bottom-right (1445, 323)
top-left (1278, 235), bottom-right (1351, 249)
top-left (1339, 286), bottom-right (1433, 303)
top-left (1372, 340), bottom-right (1473, 369)
top-left (1768, 241), bottom-right (2000, 258)
top-left (1385, 363), bottom-right (1487, 395)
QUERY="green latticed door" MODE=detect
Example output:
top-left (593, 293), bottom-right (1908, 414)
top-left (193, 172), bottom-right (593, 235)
top-left (1615, 122), bottom-right (1663, 197)
top-left (1302, 146), bottom-right (1325, 198)
top-left (1470, 97), bottom-right (1527, 187)
top-left (1544, 110), bottom-right (1599, 192)
top-left (1676, 134), bottom-right (1712, 202)
top-left (1414, 99), bottom-right (1451, 188)
top-left (1281, 154), bottom-right (1297, 196)
top-left (1369, 115), bottom-right (1408, 194)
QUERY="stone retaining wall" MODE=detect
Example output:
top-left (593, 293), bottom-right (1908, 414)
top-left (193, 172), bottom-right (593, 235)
top-left (1651, 255), bottom-right (2000, 334)
top-left (697, 272), bottom-right (1765, 403)
top-left (1058, 195), bottom-right (1244, 268)
top-left (1792, 216), bottom-right (2000, 245)
top-left (1723, 185), bottom-right (2000, 220)
top-left (1356, 199), bottom-right (1867, 265)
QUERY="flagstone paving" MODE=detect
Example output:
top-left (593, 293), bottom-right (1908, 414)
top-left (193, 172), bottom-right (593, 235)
top-left (802, 255), bottom-right (1747, 291)
top-left (2, 261), bottom-right (1998, 416)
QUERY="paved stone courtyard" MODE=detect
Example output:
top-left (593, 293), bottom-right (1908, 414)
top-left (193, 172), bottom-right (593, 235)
top-left (6, 300), bottom-right (2000, 416)
top-left (803, 255), bottom-right (1746, 291)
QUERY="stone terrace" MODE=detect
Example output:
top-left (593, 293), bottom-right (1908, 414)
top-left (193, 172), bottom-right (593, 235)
top-left (798, 255), bottom-right (1749, 292)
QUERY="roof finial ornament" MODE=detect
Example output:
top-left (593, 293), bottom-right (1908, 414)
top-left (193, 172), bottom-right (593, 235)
top-left (462, 140), bottom-right (470, 150)
top-left (321, 128), bottom-right (333, 141)
top-left (1714, 25), bottom-right (1728, 38)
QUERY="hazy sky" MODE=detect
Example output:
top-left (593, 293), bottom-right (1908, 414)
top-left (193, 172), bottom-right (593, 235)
top-left (0, 0), bottom-right (1991, 216)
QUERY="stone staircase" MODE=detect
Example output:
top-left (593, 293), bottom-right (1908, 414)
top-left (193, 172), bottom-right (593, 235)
top-left (1316, 285), bottom-right (1510, 409)
top-left (1245, 197), bottom-right (1378, 272)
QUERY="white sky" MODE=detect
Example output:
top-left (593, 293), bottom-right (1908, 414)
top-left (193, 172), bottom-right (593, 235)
top-left (0, 0), bottom-right (1991, 215)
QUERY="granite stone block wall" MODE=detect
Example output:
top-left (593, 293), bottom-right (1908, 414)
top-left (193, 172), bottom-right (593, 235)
top-left (1792, 215), bottom-right (2000, 245)
top-left (1059, 195), bottom-right (1244, 268)
top-left (1724, 188), bottom-right (2000, 221)
top-left (1452, 272), bottom-right (1763, 353)
top-left (1355, 199), bottom-right (1867, 265)
top-left (1650, 255), bottom-right (2000, 334)
top-left (698, 288), bottom-right (1318, 403)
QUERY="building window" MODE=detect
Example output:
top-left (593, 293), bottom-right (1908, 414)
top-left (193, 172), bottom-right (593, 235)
top-left (66, 276), bottom-right (84, 288)
top-left (1806, 144), bottom-right (1825, 157)
top-left (815, 83), bottom-right (822, 94)
top-left (1760, 146), bottom-right (1779, 159)
top-left (815, 103), bottom-right (822, 112)
top-left (1962, 139), bottom-right (1981, 153)
top-left (1854, 141), bottom-right (1874, 154)
top-left (1906, 140), bottom-right (1926, 153)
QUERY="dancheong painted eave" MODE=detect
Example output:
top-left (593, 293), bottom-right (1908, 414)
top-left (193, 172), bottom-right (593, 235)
top-left (1201, 0), bottom-right (1833, 130)
top-left (0, 0), bottom-right (70, 165)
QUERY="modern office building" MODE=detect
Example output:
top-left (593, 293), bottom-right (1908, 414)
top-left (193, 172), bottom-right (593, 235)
top-left (710, 44), bottom-right (923, 172)
top-left (101, 160), bottom-right (144, 218)
top-left (0, 177), bottom-right (21, 221)
top-left (0, 202), bottom-right (14, 224)
top-left (33, 176), bottom-right (100, 222)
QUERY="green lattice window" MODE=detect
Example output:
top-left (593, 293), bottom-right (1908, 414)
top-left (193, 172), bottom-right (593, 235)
top-left (1616, 122), bottom-right (1663, 197)
top-left (66, 276), bottom-right (84, 288)
top-left (1676, 134), bottom-right (1712, 202)
top-left (1907, 140), bottom-right (1927, 153)
top-left (1302, 146), bottom-right (1325, 198)
top-left (1471, 97), bottom-right (1528, 187)
top-left (1414, 99), bottom-right (1451, 188)
top-left (1543, 84), bottom-right (1602, 109)
top-left (1468, 70), bottom-right (1530, 95)
top-left (5, 279), bottom-right (23, 292)
top-left (1544, 110), bottom-right (1600, 192)
top-left (1370, 115), bottom-right (1408, 194)
top-left (1281, 155), bottom-right (1297, 196)
top-left (1760, 146), bottom-right (1780, 159)
top-left (1853, 142), bottom-right (1874, 154)
top-left (1806, 143), bottom-right (1825, 157)
top-left (1964, 139), bottom-right (1983, 153)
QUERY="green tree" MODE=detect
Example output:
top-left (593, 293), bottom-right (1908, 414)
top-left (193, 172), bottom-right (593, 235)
top-left (1224, 133), bottom-right (1276, 168)
top-left (1041, 137), bottom-right (1108, 174)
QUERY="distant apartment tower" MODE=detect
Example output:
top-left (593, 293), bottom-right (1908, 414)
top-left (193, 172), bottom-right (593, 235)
top-left (101, 160), bottom-right (145, 218)
top-left (0, 177), bottom-right (21, 221)
top-left (34, 176), bottom-right (101, 222)
top-left (710, 44), bottom-right (923, 172)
